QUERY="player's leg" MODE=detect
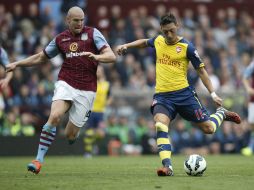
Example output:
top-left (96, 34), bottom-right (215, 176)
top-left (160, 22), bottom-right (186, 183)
top-left (83, 128), bottom-right (96, 158)
top-left (241, 123), bottom-right (254, 156)
top-left (152, 104), bottom-right (174, 176)
top-left (65, 120), bottom-right (81, 144)
top-left (195, 107), bottom-right (241, 134)
top-left (178, 87), bottom-right (241, 134)
top-left (242, 103), bottom-right (254, 156)
top-left (83, 112), bottom-right (99, 157)
top-left (27, 99), bottom-right (71, 174)
top-left (194, 108), bottom-right (225, 134)
top-left (66, 90), bottom-right (95, 144)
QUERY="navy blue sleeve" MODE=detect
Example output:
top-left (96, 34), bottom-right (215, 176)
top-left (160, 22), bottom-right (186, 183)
top-left (186, 42), bottom-right (204, 69)
top-left (147, 36), bottom-right (157, 47)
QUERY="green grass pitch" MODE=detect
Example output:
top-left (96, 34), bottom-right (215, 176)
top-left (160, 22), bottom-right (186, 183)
top-left (0, 155), bottom-right (253, 190)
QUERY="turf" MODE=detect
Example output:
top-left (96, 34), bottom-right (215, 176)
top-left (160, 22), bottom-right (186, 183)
top-left (0, 155), bottom-right (253, 190)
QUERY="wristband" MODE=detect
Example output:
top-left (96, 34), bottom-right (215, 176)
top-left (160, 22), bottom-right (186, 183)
top-left (211, 92), bottom-right (217, 99)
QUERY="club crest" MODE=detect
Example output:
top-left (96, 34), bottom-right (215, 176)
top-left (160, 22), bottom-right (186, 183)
top-left (81, 33), bottom-right (88, 41)
top-left (176, 46), bottom-right (182, 53)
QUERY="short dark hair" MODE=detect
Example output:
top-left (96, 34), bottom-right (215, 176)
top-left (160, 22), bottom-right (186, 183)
top-left (160, 13), bottom-right (177, 25)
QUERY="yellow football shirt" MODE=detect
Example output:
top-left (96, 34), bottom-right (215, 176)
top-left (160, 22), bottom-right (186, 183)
top-left (147, 35), bottom-right (204, 93)
top-left (92, 80), bottom-right (110, 112)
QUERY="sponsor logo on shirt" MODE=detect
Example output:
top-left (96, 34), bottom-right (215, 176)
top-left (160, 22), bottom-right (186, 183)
top-left (66, 42), bottom-right (87, 58)
top-left (69, 42), bottom-right (78, 52)
top-left (66, 51), bottom-right (86, 58)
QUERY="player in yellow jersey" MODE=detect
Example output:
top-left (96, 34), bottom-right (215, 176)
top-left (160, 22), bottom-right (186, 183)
top-left (116, 14), bottom-right (241, 176)
top-left (83, 65), bottom-right (112, 157)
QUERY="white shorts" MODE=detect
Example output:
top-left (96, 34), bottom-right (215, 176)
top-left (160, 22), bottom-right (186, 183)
top-left (248, 102), bottom-right (254, 124)
top-left (52, 80), bottom-right (96, 127)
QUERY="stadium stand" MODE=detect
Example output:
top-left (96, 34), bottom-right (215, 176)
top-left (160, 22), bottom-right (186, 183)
top-left (0, 0), bottom-right (253, 155)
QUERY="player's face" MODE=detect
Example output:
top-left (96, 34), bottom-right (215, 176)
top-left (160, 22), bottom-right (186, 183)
top-left (68, 14), bottom-right (84, 34)
top-left (161, 23), bottom-right (178, 44)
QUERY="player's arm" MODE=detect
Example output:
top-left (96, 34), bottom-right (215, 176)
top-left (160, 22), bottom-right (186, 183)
top-left (242, 62), bottom-right (254, 95)
top-left (196, 67), bottom-right (214, 93)
top-left (197, 67), bottom-right (222, 106)
top-left (116, 39), bottom-right (149, 55)
top-left (84, 28), bottom-right (116, 63)
top-left (5, 52), bottom-right (48, 73)
top-left (0, 47), bottom-right (13, 88)
top-left (84, 46), bottom-right (116, 63)
top-left (0, 71), bottom-right (13, 88)
top-left (242, 78), bottom-right (254, 95)
top-left (106, 87), bottom-right (113, 106)
top-left (187, 43), bottom-right (222, 106)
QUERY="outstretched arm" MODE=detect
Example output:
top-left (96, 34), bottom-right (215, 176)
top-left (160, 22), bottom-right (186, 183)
top-left (116, 39), bottom-right (148, 55)
top-left (0, 71), bottom-right (13, 88)
top-left (243, 78), bottom-right (254, 96)
top-left (84, 46), bottom-right (116, 63)
top-left (5, 51), bottom-right (48, 72)
top-left (197, 67), bottom-right (222, 107)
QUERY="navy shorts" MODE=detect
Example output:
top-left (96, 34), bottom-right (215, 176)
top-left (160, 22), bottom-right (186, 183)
top-left (86, 112), bottom-right (104, 129)
top-left (151, 86), bottom-right (209, 123)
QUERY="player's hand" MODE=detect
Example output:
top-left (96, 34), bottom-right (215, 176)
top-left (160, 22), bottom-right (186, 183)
top-left (211, 92), bottom-right (223, 107)
top-left (5, 63), bottom-right (17, 73)
top-left (0, 78), bottom-right (10, 89)
top-left (116, 45), bottom-right (127, 56)
top-left (84, 52), bottom-right (98, 61)
top-left (246, 88), bottom-right (254, 96)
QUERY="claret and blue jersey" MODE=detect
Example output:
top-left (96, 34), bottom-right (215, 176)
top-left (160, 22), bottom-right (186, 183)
top-left (43, 27), bottom-right (109, 92)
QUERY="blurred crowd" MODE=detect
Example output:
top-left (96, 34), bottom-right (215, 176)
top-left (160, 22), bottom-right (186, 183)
top-left (0, 1), bottom-right (253, 155)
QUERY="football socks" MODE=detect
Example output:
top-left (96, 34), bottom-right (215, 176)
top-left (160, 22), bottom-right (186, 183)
top-left (36, 124), bottom-right (56, 163)
top-left (209, 110), bottom-right (224, 133)
top-left (155, 122), bottom-right (172, 167)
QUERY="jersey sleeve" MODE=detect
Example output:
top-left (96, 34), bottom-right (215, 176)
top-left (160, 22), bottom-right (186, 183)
top-left (243, 60), bottom-right (254, 79)
top-left (147, 36), bottom-right (157, 47)
top-left (93, 28), bottom-right (109, 52)
top-left (186, 43), bottom-right (204, 69)
top-left (0, 47), bottom-right (9, 66)
top-left (43, 38), bottom-right (60, 58)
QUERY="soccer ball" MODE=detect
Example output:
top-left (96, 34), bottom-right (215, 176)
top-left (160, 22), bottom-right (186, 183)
top-left (184, 154), bottom-right (207, 176)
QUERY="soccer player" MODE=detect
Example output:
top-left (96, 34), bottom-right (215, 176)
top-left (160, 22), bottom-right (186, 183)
top-left (0, 46), bottom-right (13, 89)
top-left (83, 65), bottom-right (112, 157)
top-left (4, 6), bottom-right (116, 174)
top-left (242, 59), bottom-right (254, 156)
top-left (116, 14), bottom-right (241, 176)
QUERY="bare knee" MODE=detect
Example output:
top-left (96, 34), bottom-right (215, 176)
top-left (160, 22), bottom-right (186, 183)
top-left (65, 132), bottom-right (76, 140)
top-left (196, 122), bottom-right (215, 134)
top-left (48, 112), bottom-right (62, 126)
top-left (65, 124), bottom-right (80, 140)
top-left (201, 125), bottom-right (214, 134)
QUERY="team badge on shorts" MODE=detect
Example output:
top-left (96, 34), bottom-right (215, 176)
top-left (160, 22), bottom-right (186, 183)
top-left (152, 99), bottom-right (158, 106)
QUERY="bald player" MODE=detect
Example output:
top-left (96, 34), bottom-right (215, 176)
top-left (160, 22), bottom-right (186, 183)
top-left (4, 6), bottom-right (116, 174)
top-left (116, 13), bottom-right (241, 176)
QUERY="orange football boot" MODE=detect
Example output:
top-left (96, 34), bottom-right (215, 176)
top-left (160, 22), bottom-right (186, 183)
top-left (27, 160), bottom-right (42, 174)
